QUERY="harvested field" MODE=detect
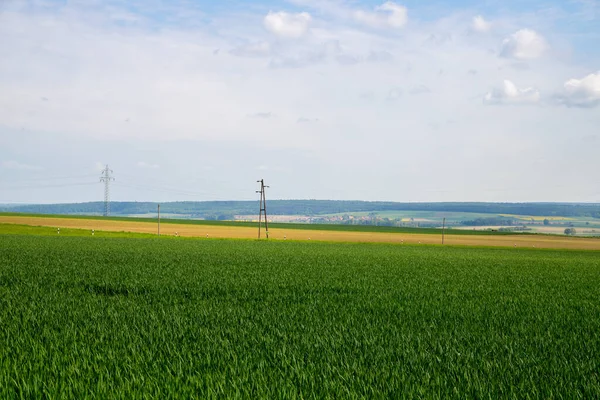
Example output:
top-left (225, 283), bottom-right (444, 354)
top-left (1, 215), bottom-right (599, 250)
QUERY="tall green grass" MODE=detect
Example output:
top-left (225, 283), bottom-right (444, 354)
top-left (0, 235), bottom-right (598, 398)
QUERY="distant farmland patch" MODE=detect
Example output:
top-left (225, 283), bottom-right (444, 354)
top-left (1, 214), bottom-right (600, 250)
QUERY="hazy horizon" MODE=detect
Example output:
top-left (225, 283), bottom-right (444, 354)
top-left (2, 199), bottom-right (600, 207)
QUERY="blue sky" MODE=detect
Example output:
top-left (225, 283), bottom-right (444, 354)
top-left (1, 0), bottom-right (599, 203)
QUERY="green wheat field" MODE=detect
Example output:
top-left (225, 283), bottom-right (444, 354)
top-left (1, 231), bottom-right (599, 398)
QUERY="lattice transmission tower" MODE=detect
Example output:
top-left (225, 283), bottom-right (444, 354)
top-left (256, 179), bottom-right (269, 239)
top-left (100, 165), bottom-right (115, 217)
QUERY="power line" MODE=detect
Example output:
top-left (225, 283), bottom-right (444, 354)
top-left (0, 174), bottom-right (98, 183)
top-left (117, 172), bottom-right (252, 195)
top-left (114, 179), bottom-right (256, 200)
top-left (113, 181), bottom-right (210, 198)
top-left (3, 182), bottom-right (97, 190)
top-left (116, 179), bottom-right (209, 195)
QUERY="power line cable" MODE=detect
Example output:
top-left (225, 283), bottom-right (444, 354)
top-left (0, 174), bottom-right (99, 183)
top-left (118, 172), bottom-right (252, 195)
top-left (113, 182), bottom-right (210, 197)
top-left (113, 181), bottom-right (256, 201)
top-left (117, 177), bottom-right (252, 197)
top-left (4, 182), bottom-right (98, 191)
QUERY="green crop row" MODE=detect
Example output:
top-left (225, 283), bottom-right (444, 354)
top-left (0, 223), bottom-right (158, 239)
top-left (0, 235), bottom-right (599, 398)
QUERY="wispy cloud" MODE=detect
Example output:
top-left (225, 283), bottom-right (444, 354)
top-left (297, 117), bottom-right (319, 123)
top-left (409, 85), bottom-right (431, 95)
top-left (367, 50), bottom-right (394, 63)
top-left (472, 15), bottom-right (491, 33)
top-left (288, 0), bottom-right (409, 31)
top-left (248, 112), bottom-right (274, 119)
top-left (264, 11), bottom-right (312, 38)
top-left (353, 2), bottom-right (408, 29)
top-left (484, 80), bottom-right (540, 105)
top-left (230, 42), bottom-right (272, 58)
top-left (386, 87), bottom-right (403, 101)
top-left (137, 161), bottom-right (160, 169)
top-left (1, 160), bottom-right (42, 171)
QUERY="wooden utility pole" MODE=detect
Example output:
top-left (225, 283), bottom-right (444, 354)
top-left (158, 204), bottom-right (160, 237)
top-left (256, 179), bottom-right (269, 239)
top-left (442, 217), bottom-right (446, 245)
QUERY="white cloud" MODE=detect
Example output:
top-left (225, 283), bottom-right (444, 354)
top-left (137, 161), bottom-right (160, 169)
top-left (500, 29), bottom-right (548, 60)
top-left (264, 11), bottom-right (312, 38)
top-left (557, 71), bottom-right (600, 107)
top-left (336, 53), bottom-right (361, 65)
top-left (353, 2), bottom-right (408, 29)
top-left (484, 80), bottom-right (541, 104)
top-left (1, 160), bottom-right (42, 171)
top-left (472, 15), bottom-right (491, 33)
top-left (268, 40), bottom-right (361, 68)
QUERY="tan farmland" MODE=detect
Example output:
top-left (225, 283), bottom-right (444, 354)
top-left (1, 215), bottom-right (600, 250)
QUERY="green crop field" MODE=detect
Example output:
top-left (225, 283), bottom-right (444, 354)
top-left (0, 223), bottom-right (157, 239)
top-left (1, 234), bottom-right (599, 398)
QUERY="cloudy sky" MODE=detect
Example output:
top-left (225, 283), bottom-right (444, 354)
top-left (1, 0), bottom-right (599, 204)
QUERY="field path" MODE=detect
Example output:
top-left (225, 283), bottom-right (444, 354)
top-left (1, 215), bottom-right (600, 250)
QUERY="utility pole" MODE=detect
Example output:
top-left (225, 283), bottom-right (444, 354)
top-left (157, 204), bottom-right (160, 236)
top-left (442, 217), bottom-right (446, 245)
top-left (256, 179), bottom-right (269, 239)
top-left (99, 165), bottom-right (115, 217)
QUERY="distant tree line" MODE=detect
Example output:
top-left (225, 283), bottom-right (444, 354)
top-left (2, 201), bottom-right (600, 219)
top-left (460, 218), bottom-right (515, 227)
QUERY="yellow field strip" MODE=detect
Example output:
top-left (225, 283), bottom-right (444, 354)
top-left (1, 216), bottom-right (599, 250)
top-left (500, 214), bottom-right (574, 221)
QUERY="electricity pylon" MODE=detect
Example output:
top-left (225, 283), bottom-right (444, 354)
top-left (100, 165), bottom-right (114, 216)
top-left (256, 179), bottom-right (269, 239)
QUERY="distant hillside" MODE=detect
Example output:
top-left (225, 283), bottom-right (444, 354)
top-left (1, 201), bottom-right (599, 220)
